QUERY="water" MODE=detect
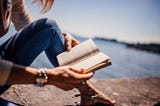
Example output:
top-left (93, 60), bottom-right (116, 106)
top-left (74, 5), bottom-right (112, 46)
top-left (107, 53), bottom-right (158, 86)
top-left (1, 28), bottom-right (160, 79)
top-left (30, 36), bottom-right (160, 79)
top-left (93, 38), bottom-right (160, 78)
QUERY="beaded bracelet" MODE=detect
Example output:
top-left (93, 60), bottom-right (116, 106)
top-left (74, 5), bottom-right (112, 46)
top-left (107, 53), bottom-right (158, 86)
top-left (35, 68), bottom-right (48, 87)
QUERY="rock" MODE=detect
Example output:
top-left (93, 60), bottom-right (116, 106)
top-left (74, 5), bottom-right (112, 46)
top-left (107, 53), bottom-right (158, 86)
top-left (0, 77), bottom-right (160, 106)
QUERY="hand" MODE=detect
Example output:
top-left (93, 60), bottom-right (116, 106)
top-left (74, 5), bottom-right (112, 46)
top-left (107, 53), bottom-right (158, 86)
top-left (63, 32), bottom-right (80, 51)
top-left (47, 66), bottom-right (93, 91)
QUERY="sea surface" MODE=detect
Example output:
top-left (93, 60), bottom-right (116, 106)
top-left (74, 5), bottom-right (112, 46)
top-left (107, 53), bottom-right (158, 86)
top-left (31, 36), bottom-right (160, 79)
top-left (1, 30), bottom-right (160, 79)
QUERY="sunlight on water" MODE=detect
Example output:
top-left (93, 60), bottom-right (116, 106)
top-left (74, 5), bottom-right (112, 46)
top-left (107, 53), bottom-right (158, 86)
top-left (30, 36), bottom-right (160, 79)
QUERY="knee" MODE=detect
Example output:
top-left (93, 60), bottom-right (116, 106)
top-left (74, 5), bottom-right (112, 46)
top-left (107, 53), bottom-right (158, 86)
top-left (39, 18), bottom-right (59, 30)
top-left (28, 18), bottom-right (62, 38)
top-left (28, 18), bottom-right (63, 43)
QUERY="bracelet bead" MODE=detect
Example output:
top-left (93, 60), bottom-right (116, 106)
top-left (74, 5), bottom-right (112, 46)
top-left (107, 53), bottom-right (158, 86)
top-left (35, 68), bottom-right (48, 87)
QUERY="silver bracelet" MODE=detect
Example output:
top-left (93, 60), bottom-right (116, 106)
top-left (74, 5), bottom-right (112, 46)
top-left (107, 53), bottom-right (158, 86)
top-left (35, 68), bottom-right (48, 87)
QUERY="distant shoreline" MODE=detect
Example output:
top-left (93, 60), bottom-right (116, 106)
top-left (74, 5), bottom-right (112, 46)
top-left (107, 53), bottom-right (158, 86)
top-left (94, 37), bottom-right (160, 54)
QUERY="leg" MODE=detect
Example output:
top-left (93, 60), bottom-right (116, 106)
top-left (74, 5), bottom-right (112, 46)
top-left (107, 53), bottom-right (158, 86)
top-left (1, 18), bottom-right (115, 105)
top-left (0, 97), bottom-right (20, 106)
top-left (1, 18), bottom-right (66, 66)
top-left (0, 18), bottom-right (66, 94)
top-left (77, 81), bottom-right (115, 105)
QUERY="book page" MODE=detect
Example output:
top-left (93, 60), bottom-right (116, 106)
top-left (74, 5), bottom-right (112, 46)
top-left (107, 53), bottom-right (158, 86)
top-left (84, 60), bottom-right (111, 73)
top-left (57, 39), bottom-right (99, 66)
top-left (72, 52), bottom-right (111, 72)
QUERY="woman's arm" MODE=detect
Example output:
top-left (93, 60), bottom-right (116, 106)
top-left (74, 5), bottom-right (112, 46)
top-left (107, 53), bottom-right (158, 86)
top-left (11, 0), bottom-right (32, 31)
top-left (6, 63), bottom-right (37, 84)
top-left (3, 61), bottom-right (93, 90)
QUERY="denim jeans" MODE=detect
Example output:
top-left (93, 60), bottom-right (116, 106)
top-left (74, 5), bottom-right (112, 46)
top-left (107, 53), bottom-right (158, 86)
top-left (0, 18), bottom-right (67, 105)
top-left (1, 18), bottom-right (66, 66)
top-left (0, 98), bottom-right (21, 106)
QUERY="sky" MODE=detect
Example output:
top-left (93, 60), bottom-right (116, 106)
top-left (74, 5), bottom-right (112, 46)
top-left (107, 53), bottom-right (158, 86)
top-left (25, 0), bottom-right (160, 43)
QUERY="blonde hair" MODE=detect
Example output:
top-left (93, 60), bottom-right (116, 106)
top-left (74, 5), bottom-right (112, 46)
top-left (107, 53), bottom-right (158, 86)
top-left (33, 0), bottom-right (54, 13)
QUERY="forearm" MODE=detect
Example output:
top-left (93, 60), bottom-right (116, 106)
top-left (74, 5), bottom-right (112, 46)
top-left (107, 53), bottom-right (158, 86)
top-left (6, 64), bottom-right (38, 85)
top-left (1, 61), bottom-right (93, 91)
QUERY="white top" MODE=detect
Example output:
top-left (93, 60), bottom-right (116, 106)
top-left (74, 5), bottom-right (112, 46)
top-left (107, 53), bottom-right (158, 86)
top-left (0, 59), bottom-right (13, 85)
top-left (0, 0), bottom-right (32, 86)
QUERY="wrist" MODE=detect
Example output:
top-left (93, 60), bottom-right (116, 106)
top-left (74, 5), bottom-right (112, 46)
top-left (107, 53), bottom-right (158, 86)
top-left (35, 68), bottom-right (48, 87)
top-left (45, 68), bottom-right (58, 85)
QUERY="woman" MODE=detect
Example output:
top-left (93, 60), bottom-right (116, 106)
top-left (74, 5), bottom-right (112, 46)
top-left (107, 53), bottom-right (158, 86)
top-left (0, 0), bottom-right (115, 105)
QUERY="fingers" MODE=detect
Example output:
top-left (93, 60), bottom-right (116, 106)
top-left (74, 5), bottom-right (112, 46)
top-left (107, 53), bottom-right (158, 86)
top-left (59, 66), bottom-right (93, 84)
top-left (64, 34), bottom-right (72, 51)
top-left (49, 66), bottom-right (93, 89)
top-left (69, 67), bottom-right (84, 74)
top-left (63, 32), bottom-right (80, 51)
top-left (67, 68), bottom-right (94, 82)
top-left (72, 38), bottom-right (80, 47)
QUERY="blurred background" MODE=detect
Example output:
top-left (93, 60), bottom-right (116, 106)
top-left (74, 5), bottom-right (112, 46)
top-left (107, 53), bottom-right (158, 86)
top-left (25, 0), bottom-right (160, 43)
top-left (0, 0), bottom-right (160, 79)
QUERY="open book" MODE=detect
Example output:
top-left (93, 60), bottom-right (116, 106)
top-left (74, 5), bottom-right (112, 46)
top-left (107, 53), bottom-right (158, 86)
top-left (57, 39), bottom-right (112, 73)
